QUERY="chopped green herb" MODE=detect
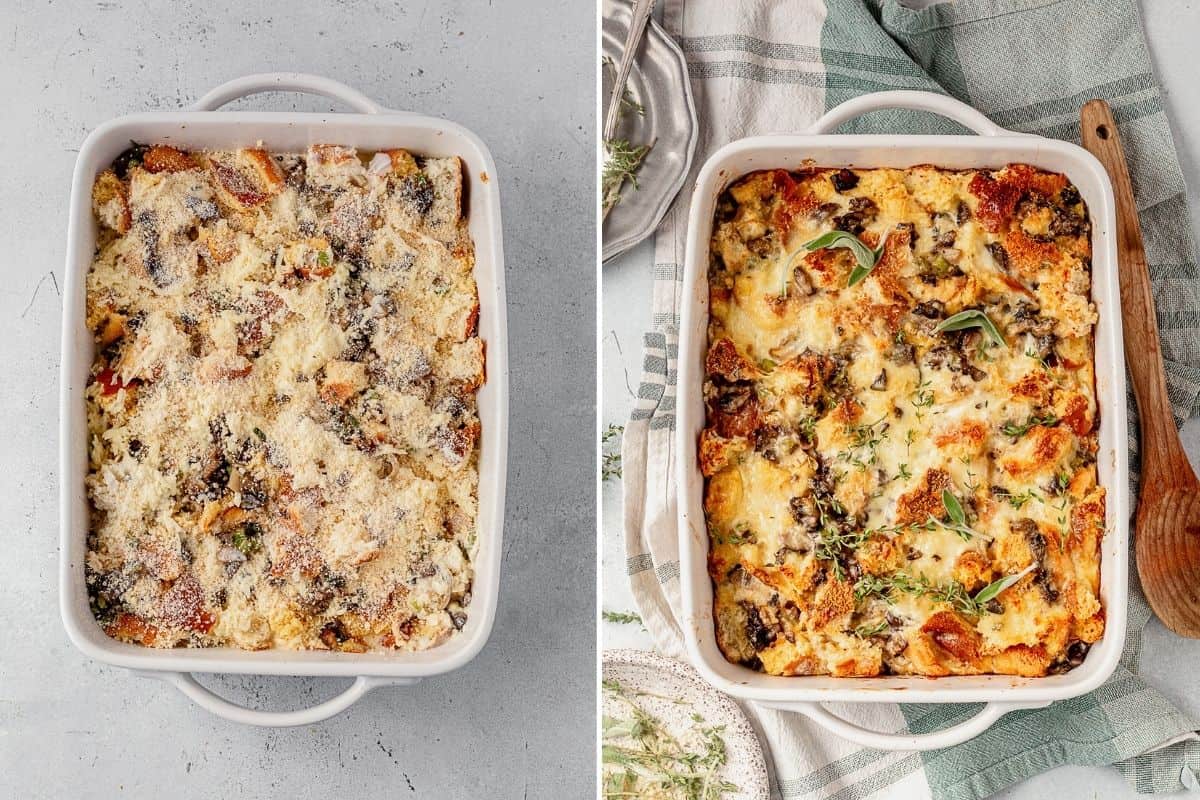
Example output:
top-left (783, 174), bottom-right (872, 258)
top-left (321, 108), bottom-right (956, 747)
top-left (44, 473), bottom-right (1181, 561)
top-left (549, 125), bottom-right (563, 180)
top-left (252, 427), bottom-right (266, 442)
top-left (853, 619), bottom-right (889, 638)
top-left (836, 416), bottom-right (890, 472)
top-left (1003, 488), bottom-right (1044, 510)
top-left (910, 380), bottom-right (935, 415)
top-left (798, 415), bottom-right (818, 443)
top-left (231, 521), bottom-right (262, 555)
top-left (317, 250), bottom-right (331, 267)
top-left (715, 525), bottom-right (757, 546)
top-left (1000, 413), bottom-right (1058, 439)
top-left (1053, 496), bottom-right (1071, 550)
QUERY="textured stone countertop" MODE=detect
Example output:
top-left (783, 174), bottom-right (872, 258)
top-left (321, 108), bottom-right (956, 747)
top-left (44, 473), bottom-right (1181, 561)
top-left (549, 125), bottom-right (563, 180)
top-left (602, 2), bottom-right (1200, 798)
top-left (0, 1), bottom-right (595, 797)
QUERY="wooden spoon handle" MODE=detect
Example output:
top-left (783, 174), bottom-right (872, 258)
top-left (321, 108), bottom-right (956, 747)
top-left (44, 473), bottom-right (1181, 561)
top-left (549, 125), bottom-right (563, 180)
top-left (1080, 100), bottom-right (1191, 485)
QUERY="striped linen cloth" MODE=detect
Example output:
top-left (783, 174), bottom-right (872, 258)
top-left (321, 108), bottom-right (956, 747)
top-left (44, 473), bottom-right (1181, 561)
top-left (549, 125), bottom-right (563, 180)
top-left (619, 1), bottom-right (1200, 797)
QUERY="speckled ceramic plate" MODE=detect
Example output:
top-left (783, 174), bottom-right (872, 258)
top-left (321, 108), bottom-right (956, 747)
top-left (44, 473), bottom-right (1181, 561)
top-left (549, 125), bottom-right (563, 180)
top-left (601, 0), bottom-right (698, 263)
top-left (602, 649), bottom-right (771, 799)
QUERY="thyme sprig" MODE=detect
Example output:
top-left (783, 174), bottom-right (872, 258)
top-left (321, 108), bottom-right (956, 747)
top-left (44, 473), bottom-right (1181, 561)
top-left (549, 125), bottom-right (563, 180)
top-left (602, 679), bottom-right (739, 800)
top-left (1000, 413), bottom-right (1058, 439)
top-left (602, 610), bottom-right (644, 626)
top-left (602, 139), bottom-right (653, 215)
top-left (836, 416), bottom-right (890, 472)
top-left (602, 424), bottom-right (624, 481)
top-left (601, 58), bottom-right (653, 217)
top-left (855, 563), bottom-right (1036, 617)
top-left (996, 487), bottom-right (1045, 510)
top-left (853, 619), bottom-right (889, 638)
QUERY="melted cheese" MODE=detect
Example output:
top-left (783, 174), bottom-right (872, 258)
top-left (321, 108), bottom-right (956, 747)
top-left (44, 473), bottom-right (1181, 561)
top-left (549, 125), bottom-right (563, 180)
top-left (703, 165), bottom-right (1104, 677)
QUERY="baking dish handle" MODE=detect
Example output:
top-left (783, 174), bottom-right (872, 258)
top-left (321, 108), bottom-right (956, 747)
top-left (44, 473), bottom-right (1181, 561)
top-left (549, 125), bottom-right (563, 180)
top-left (191, 72), bottom-right (386, 114)
top-left (808, 90), bottom-right (1015, 137)
top-left (135, 671), bottom-right (416, 727)
top-left (759, 699), bottom-right (1051, 751)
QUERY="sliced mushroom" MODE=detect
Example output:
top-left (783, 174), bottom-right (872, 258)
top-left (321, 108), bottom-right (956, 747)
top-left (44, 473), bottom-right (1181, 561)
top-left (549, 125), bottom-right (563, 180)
top-left (792, 266), bottom-right (815, 297)
top-left (831, 169), bottom-right (859, 192)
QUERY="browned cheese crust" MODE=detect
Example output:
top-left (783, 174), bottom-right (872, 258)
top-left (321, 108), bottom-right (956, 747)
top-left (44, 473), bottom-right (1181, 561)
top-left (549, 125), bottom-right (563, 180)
top-left (702, 165), bottom-right (1104, 677)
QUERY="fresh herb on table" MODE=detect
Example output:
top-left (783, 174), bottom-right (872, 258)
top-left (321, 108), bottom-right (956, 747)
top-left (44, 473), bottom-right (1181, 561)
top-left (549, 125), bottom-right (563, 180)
top-left (603, 139), bottom-right (653, 215)
top-left (601, 58), bottom-right (654, 217)
top-left (602, 424), bottom-right (624, 481)
top-left (602, 679), bottom-right (739, 800)
top-left (934, 309), bottom-right (1007, 347)
top-left (602, 610), bottom-right (644, 626)
top-left (796, 230), bottom-right (887, 287)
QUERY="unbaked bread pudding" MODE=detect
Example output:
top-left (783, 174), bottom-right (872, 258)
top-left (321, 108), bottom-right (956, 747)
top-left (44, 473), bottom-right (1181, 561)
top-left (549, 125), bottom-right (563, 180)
top-left (701, 164), bottom-right (1104, 677)
top-left (85, 143), bottom-right (482, 652)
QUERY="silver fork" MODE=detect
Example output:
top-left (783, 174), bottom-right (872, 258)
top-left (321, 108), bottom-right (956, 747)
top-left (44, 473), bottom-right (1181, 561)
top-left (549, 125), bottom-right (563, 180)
top-left (602, 0), bottom-right (656, 142)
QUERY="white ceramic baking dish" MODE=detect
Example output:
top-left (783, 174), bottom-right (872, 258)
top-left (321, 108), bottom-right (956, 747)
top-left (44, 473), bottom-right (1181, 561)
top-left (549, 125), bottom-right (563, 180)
top-left (677, 91), bottom-right (1129, 751)
top-left (59, 73), bottom-right (508, 727)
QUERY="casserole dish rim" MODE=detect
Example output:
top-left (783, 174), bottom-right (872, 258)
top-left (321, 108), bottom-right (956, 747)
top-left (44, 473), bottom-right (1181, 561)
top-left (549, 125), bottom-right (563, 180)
top-left (58, 76), bottom-right (509, 691)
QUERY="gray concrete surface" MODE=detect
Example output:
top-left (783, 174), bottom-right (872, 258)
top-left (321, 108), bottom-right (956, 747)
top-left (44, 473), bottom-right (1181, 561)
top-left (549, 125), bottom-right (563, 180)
top-left (602, 1), bottom-right (1200, 798)
top-left (0, 1), bottom-right (595, 798)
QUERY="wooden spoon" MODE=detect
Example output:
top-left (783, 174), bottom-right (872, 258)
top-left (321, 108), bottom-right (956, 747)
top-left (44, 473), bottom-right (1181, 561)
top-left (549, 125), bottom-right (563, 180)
top-left (1081, 99), bottom-right (1200, 638)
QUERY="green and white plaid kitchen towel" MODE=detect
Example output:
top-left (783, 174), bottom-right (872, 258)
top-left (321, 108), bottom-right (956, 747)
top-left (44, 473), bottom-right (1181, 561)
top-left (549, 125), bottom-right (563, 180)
top-left (620, 0), bottom-right (1200, 797)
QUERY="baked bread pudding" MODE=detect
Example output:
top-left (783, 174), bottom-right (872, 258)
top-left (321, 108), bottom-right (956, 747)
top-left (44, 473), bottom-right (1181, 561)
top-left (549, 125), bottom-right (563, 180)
top-left (85, 143), bottom-right (482, 652)
top-left (702, 164), bottom-right (1104, 677)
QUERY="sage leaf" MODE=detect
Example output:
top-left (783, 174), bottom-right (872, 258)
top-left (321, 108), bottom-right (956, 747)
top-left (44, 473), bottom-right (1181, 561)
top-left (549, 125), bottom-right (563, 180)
top-left (973, 563), bottom-right (1037, 606)
top-left (934, 309), bottom-right (1007, 347)
top-left (801, 230), bottom-right (885, 287)
top-left (942, 489), bottom-right (966, 526)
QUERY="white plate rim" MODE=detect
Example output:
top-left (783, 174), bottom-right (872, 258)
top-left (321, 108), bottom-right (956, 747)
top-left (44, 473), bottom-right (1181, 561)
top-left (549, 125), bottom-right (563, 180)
top-left (603, 648), bottom-right (772, 799)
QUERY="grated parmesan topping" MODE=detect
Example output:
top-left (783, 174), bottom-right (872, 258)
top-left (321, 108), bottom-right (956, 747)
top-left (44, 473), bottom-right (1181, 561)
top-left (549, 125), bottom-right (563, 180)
top-left (85, 144), bottom-right (482, 652)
